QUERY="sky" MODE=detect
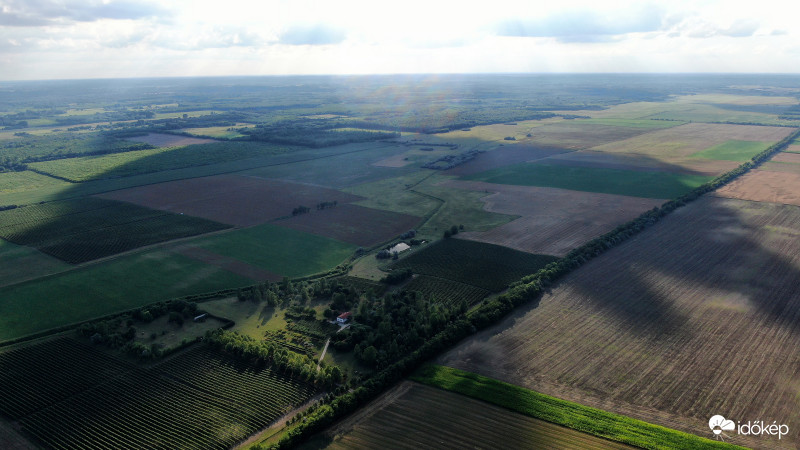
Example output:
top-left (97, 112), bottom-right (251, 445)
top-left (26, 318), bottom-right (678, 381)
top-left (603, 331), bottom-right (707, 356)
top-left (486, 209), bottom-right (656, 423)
top-left (0, 0), bottom-right (797, 80)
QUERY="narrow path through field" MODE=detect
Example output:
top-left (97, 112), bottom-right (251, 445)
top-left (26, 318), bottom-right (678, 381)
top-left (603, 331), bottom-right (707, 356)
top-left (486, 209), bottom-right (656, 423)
top-left (317, 338), bottom-right (331, 372)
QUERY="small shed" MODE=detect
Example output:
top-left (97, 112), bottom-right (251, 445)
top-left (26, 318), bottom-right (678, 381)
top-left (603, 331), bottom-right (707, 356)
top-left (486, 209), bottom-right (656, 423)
top-left (337, 312), bottom-right (352, 324)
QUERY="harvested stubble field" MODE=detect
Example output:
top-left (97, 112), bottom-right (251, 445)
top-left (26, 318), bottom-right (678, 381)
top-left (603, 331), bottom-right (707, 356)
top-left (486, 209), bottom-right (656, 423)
top-left (444, 144), bottom-right (572, 176)
top-left (439, 196), bottom-right (800, 450)
top-left (98, 174), bottom-right (364, 227)
top-left (275, 204), bottom-right (421, 247)
top-left (589, 123), bottom-right (794, 158)
top-left (324, 382), bottom-right (631, 450)
top-left (759, 161), bottom-right (800, 175)
top-left (770, 152), bottom-right (800, 164)
top-left (444, 180), bottom-right (662, 257)
top-left (540, 150), bottom-right (739, 176)
top-left (125, 132), bottom-right (216, 147)
top-left (714, 169), bottom-right (800, 206)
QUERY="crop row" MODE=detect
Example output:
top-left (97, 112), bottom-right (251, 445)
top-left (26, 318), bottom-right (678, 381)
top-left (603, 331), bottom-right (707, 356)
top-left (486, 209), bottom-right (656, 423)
top-left (392, 238), bottom-right (558, 291)
top-left (402, 275), bottom-right (489, 308)
top-left (9, 344), bottom-right (317, 449)
top-left (0, 338), bottom-right (129, 420)
top-left (0, 198), bottom-right (229, 263)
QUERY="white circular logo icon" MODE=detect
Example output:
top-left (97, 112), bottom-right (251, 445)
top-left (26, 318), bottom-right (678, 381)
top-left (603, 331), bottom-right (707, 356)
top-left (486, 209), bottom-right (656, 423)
top-left (709, 415), bottom-right (735, 436)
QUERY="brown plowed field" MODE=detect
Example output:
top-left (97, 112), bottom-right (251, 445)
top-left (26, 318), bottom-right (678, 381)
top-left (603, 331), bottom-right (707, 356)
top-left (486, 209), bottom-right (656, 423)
top-left (771, 152), bottom-right (800, 164)
top-left (439, 197), bottom-right (800, 450)
top-left (274, 204), bottom-right (421, 247)
top-left (172, 246), bottom-right (282, 282)
top-left (541, 150), bottom-right (739, 176)
top-left (785, 144), bottom-right (800, 153)
top-left (97, 175), bottom-right (364, 227)
top-left (760, 161), bottom-right (800, 175)
top-left (590, 123), bottom-right (793, 158)
top-left (445, 145), bottom-right (572, 176)
top-left (326, 382), bottom-right (631, 450)
top-left (444, 180), bottom-right (662, 257)
top-left (126, 133), bottom-right (216, 147)
top-left (714, 170), bottom-right (800, 206)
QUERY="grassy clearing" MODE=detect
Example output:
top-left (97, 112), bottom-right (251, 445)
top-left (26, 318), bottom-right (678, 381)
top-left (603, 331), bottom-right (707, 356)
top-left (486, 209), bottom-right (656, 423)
top-left (0, 250), bottom-right (252, 342)
top-left (411, 365), bottom-right (742, 450)
top-left (28, 141), bottom-right (295, 182)
top-left (463, 163), bottom-right (712, 199)
top-left (691, 140), bottom-right (772, 162)
top-left (392, 238), bottom-right (558, 291)
top-left (343, 172), bottom-right (440, 217)
top-left (413, 174), bottom-right (516, 240)
top-left (191, 223), bottom-right (357, 278)
top-left (0, 171), bottom-right (69, 194)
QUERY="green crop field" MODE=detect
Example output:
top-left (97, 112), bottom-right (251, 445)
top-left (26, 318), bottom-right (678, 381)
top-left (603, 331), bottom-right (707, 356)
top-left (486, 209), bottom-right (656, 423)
top-left (28, 141), bottom-right (295, 182)
top-left (463, 163), bottom-right (713, 199)
top-left (0, 250), bottom-right (252, 342)
top-left (0, 198), bottom-right (230, 263)
top-left (0, 238), bottom-right (68, 287)
top-left (402, 275), bottom-right (489, 308)
top-left (190, 223), bottom-right (357, 278)
top-left (0, 171), bottom-right (70, 195)
top-left (5, 342), bottom-right (316, 449)
top-left (343, 172), bottom-right (440, 217)
top-left (691, 140), bottom-right (772, 161)
top-left (392, 238), bottom-right (558, 292)
top-left (411, 365), bottom-right (742, 450)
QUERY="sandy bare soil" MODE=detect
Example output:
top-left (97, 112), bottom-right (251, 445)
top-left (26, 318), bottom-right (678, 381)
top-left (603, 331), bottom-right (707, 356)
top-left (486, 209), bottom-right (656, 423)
top-left (97, 174), bottom-right (364, 227)
top-left (126, 132), bottom-right (216, 147)
top-left (714, 169), bottom-right (800, 206)
top-left (438, 196), bottom-right (800, 450)
top-left (444, 180), bottom-right (663, 257)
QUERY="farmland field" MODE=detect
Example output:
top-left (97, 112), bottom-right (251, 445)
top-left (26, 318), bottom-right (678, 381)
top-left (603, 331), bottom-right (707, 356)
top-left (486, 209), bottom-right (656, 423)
top-left (444, 180), bottom-right (663, 256)
top-left (0, 197), bottom-right (230, 263)
top-left (7, 343), bottom-right (316, 449)
top-left (714, 169), bottom-right (800, 206)
top-left (439, 196), bottom-right (800, 450)
top-left (444, 144), bottom-right (572, 176)
top-left (28, 141), bottom-right (296, 182)
top-left (275, 204), bottom-right (421, 247)
top-left (401, 275), bottom-right (489, 308)
top-left (126, 132), bottom-right (216, 147)
top-left (0, 250), bottom-right (252, 342)
top-left (541, 150), bottom-right (740, 176)
top-left (0, 239), bottom-right (68, 287)
top-left (524, 122), bottom-right (657, 149)
top-left (324, 382), bottom-right (633, 450)
top-left (185, 223), bottom-right (357, 278)
top-left (392, 238), bottom-right (558, 291)
top-left (97, 174), bottom-right (364, 227)
top-left (690, 140), bottom-right (772, 161)
top-left (463, 162), bottom-right (711, 198)
top-left (0, 171), bottom-right (69, 194)
top-left (589, 123), bottom-right (793, 158)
